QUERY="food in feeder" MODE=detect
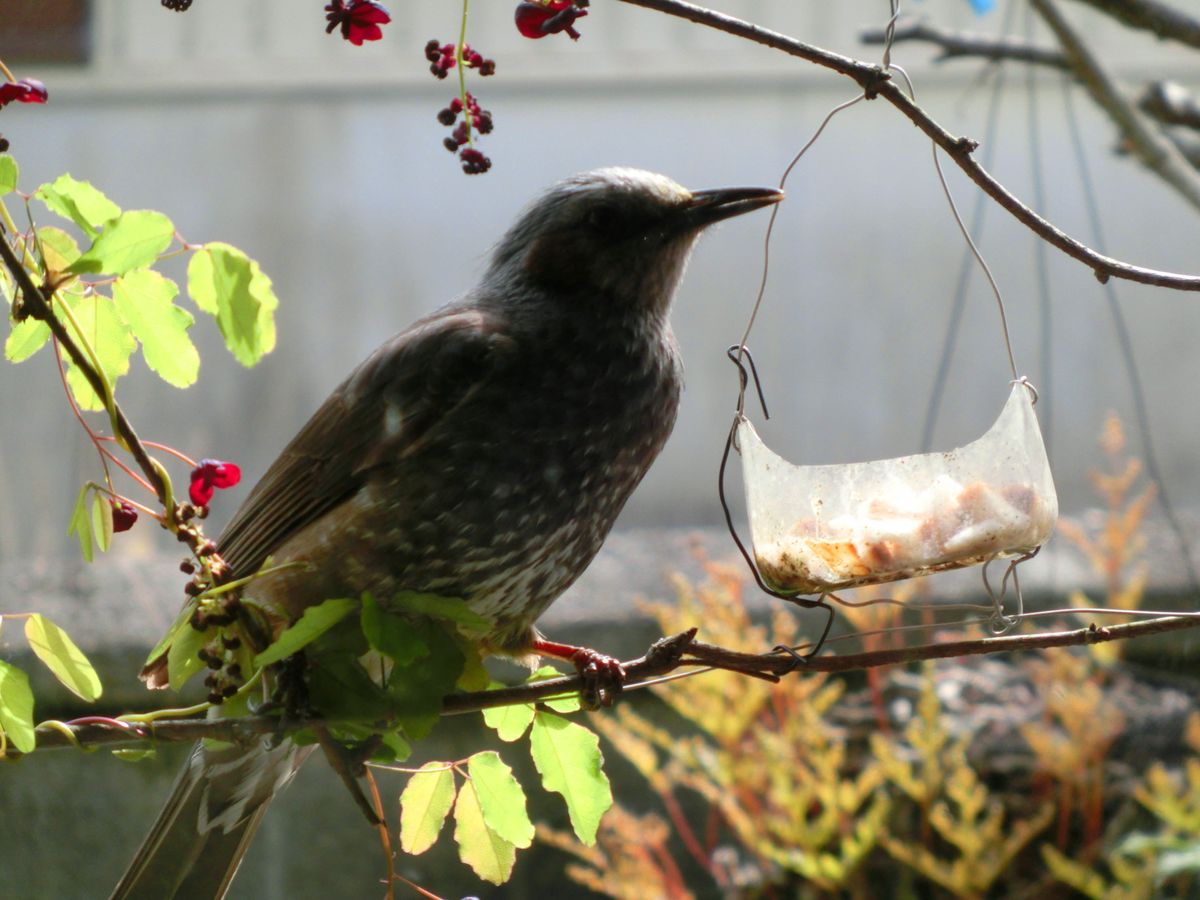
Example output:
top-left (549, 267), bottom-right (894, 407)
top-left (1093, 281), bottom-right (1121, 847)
top-left (753, 477), bottom-right (1049, 594)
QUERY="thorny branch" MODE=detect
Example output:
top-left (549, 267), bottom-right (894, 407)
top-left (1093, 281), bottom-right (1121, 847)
top-left (23, 613), bottom-right (1200, 754)
top-left (617, 0), bottom-right (1200, 291)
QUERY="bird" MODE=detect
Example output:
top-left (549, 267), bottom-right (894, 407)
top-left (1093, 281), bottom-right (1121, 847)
top-left (111, 167), bottom-right (783, 899)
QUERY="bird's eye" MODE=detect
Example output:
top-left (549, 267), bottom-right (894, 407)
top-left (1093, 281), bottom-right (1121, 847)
top-left (584, 204), bottom-right (624, 238)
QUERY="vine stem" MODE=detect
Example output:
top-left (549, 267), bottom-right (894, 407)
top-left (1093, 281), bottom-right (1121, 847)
top-left (616, 0), bottom-right (1200, 292)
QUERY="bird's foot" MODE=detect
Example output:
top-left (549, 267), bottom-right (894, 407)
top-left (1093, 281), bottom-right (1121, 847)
top-left (530, 638), bottom-right (627, 709)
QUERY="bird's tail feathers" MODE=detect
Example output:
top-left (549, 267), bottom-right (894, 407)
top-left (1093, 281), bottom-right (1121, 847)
top-left (110, 739), bottom-right (308, 900)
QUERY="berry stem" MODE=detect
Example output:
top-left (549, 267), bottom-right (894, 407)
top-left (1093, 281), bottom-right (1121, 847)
top-left (456, 0), bottom-right (474, 145)
top-left (0, 57), bottom-right (16, 84)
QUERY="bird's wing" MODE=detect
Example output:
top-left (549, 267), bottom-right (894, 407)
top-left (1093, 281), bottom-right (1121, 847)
top-left (216, 305), bottom-right (514, 579)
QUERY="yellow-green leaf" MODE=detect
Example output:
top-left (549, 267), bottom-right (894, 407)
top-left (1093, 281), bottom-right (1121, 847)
top-left (481, 697), bottom-right (535, 742)
top-left (392, 591), bottom-right (492, 630)
top-left (5, 317), bottom-right (51, 363)
top-left (24, 614), bottom-right (102, 702)
top-left (467, 751), bottom-right (534, 848)
top-left (112, 268), bottom-right (199, 388)
top-left (399, 762), bottom-right (457, 855)
top-left (66, 483), bottom-right (94, 563)
top-left (166, 620), bottom-right (209, 692)
top-left (454, 777), bottom-right (516, 885)
top-left (530, 711), bottom-right (612, 845)
top-left (187, 242), bottom-right (278, 367)
top-left (360, 592), bottom-right (429, 666)
top-left (253, 598), bottom-right (359, 668)
top-left (0, 660), bottom-right (36, 753)
top-left (63, 293), bottom-right (136, 410)
top-left (36, 174), bottom-right (121, 239)
top-left (38, 226), bottom-right (82, 270)
top-left (68, 210), bottom-right (174, 276)
top-left (0, 156), bottom-right (17, 195)
top-left (91, 492), bottom-right (113, 554)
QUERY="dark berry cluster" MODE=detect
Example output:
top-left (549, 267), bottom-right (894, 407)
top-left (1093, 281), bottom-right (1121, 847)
top-left (198, 634), bottom-right (245, 703)
top-left (437, 93), bottom-right (494, 175)
top-left (424, 41), bottom-right (496, 80)
top-left (161, 0), bottom-right (194, 10)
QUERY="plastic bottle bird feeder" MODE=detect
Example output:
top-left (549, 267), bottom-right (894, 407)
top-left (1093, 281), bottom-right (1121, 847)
top-left (735, 382), bottom-right (1058, 595)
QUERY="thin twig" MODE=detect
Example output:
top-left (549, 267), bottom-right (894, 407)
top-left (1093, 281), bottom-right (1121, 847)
top-left (1066, 0), bottom-right (1200, 50)
top-left (616, 0), bottom-right (1200, 291)
top-left (1031, 0), bottom-right (1200, 211)
top-left (861, 21), bottom-right (1069, 70)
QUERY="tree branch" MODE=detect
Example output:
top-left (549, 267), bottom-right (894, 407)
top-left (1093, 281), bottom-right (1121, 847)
top-left (1031, 0), bottom-right (1200, 211)
top-left (22, 613), bottom-right (1200, 755)
top-left (1067, 0), bottom-right (1200, 51)
top-left (860, 21), bottom-right (1070, 70)
top-left (616, 0), bottom-right (1200, 291)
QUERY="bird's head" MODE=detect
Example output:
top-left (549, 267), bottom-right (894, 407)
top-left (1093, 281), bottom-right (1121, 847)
top-left (488, 167), bottom-right (783, 319)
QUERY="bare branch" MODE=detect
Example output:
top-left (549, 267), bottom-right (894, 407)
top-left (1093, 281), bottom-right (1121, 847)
top-left (24, 613), bottom-right (1200, 755)
top-left (1141, 80), bottom-right (1200, 131)
top-left (861, 20), bottom-right (1069, 70)
top-left (1067, 0), bottom-right (1200, 51)
top-left (1031, 0), bottom-right (1200, 211)
top-left (616, 0), bottom-right (1200, 291)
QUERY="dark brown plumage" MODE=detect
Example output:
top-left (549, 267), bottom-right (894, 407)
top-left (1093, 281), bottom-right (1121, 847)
top-left (114, 168), bottom-right (782, 899)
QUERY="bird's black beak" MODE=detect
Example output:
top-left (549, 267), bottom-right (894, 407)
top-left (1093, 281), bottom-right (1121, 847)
top-left (684, 185), bottom-right (784, 228)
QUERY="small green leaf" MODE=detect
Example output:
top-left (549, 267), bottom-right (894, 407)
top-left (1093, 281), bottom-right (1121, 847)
top-left (112, 748), bottom-right (157, 762)
top-left (24, 614), bottom-right (102, 702)
top-left (254, 598), bottom-right (359, 668)
top-left (166, 620), bottom-right (209, 692)
top-left (360, 592), bottom-right (429, 666)
top-left (36, 174), bottom-right (121, 239)
top-left (481, 697), bottom-right (535, 743)
top-left (392, 591), bottom-right (492, 630)
top-left (112, 268), bottom-right (199, 387)
top-left (384, 620), bottom-right (464, 740)
top-left (454, 777), bottom-right (516, 885)
top-left (144, 601), bottom-right (197, 668)
top-left (530, 711), bottom-right (612, 845)
top-left (68, 210), bottom-right (175, 276)
top-left (543, 694), bottom-right (583, 714)
top-left (467, 751), bottom-right (534, 849)
top-left (63, 293), bottom-right (137, 410)
top-left (5, 318), bottom-right (51, 363)
top-left (0, 156), bottom-right (18, 194)
top-left (91, 493), bottom-right (113, 554)
top-left (38, 226), bottom-right (82, 270)
top-left (399, 762), bottom-right (457, 855)
top-left (0, 660), bottom-right (36, 753)
top-left (66, 484), bottom-right (94, 563)
top-left (378, 730), bottom-right (411, 762)
top-left (187, 242), bottom-right (278, 367)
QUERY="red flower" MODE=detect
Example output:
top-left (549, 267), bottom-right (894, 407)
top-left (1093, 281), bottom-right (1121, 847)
top-left (111, 500), bottom-right (138, 533)
top-left (189, 459), bottom-right (242, 506)
top-left (515, 1), bottom-right (588, 41)
top-left (0, 79), bottom-right (48, 108)
top-left (325, 0), bottom-right (391, 46)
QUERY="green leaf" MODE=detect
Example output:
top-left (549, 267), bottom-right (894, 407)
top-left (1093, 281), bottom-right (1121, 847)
top-left (5, 318), bottom-right (51, 363)
top-left (392, 591), bottom-right (492, 630)
top-left (399, 762), bottom-right (457, 855)
top-left (36, 174), bottom-right (121, 239)
top-left (63, 293), bottom-right (137, 410)
top-left (253, 598), bottom-right (359, 668)
top-left (530, 711), bottom-right (612, 845)
top-left (0, 156), bottom-right (17, 195)
top-left (91, 492), bottom-right (113, 554)
top-left (0, 660), bottom-right (36, 753)
top-left (68, 210), bottom-right (175, 276)
top-left (24, 614), bottom-right (102, 702)
top-left (66, 483), bottom-right (94, 563)
top-left (38, 226), bottom-right (82, 270)
top-left (482, 697), bottom-right (535, 742)
top-left (112, 748), bottom-right (157, 762)
top-left (166, 620), bottom-right (209, 692)
top-left (360, 592), bottom-right (430, 666)
top-left (112, 268), bottom-right (199, 387)
top-left (467, 751), bottom-right (534, 849)
top-left (454, 777), bottom-right (516, 885)
top-left (384, 620), bottom-right (464, 741)
top-left (143, 601), bottom-right (197, 668)
top-left (187, 242), bottom-right (278, 367)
